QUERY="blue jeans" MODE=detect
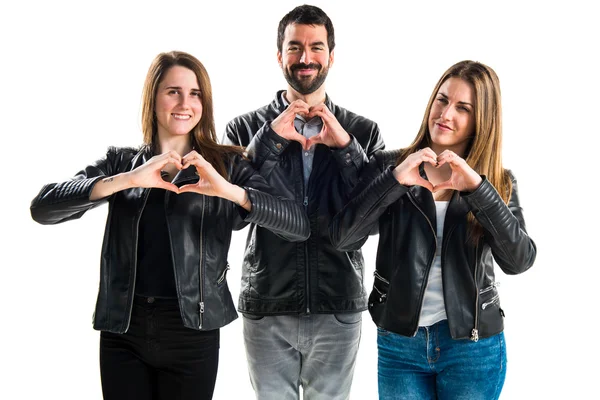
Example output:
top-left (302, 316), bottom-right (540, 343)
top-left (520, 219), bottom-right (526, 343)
top-left (377, 320), bottom-right (506, 400)
top-left (243, 313), bottom-right (362, 400)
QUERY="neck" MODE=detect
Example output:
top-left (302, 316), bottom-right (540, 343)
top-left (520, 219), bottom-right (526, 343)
top-left (157, 135), bottom-right (192, 156)
top-left (431, 143), bottom-right (467, 159)
top-left (284, 85), bottom-right (327, 107)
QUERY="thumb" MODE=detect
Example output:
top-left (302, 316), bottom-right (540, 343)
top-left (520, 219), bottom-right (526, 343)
top-left (305, 134), bottom-right (322, 150)
top-left (414, 177), bottom-right (434, 192)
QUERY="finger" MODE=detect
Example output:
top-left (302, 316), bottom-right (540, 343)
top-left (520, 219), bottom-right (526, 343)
top-left (287, 102), bottom-right (310, 118)
top-left (420, 147), bottom-right (438, 160)
top-left (182, 157), bottom-right (201, 170)
top-left (420, 153), bottom-right (438, 167)
top-left (178, 183), bottom-right (202, 194)
top-left (182, 150), bottom-right (201, 164)
top-left (290, 133), bottom-right (307, 148)
top-left (307, 107), bottom-right (330, 122)
top-left (305, 134), bottom-right (323, 150)
top-left (182, 150), bottom-right (198, 158)
top-left (415, 177), bottom-right (434, 192)
top-left (154, 181), bottom-right (180, 193)
top-left (156, 156), bottom-right (183, 171)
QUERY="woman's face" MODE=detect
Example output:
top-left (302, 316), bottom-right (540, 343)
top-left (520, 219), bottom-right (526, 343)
top-left (428, 77), bottom-right (475, 156)
top-left (155, 65), bottom-right (203, 139)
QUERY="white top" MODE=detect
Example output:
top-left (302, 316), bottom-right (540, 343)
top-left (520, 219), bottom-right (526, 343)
top-left (418, 201), bottom-right (449, 327)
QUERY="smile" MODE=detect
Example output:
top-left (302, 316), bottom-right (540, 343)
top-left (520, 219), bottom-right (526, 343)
top-left (172, 114), bottom-right (191, 120)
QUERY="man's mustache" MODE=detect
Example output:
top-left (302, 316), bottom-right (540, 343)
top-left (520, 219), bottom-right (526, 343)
top-left (291, 63), bottom-right (321, 72)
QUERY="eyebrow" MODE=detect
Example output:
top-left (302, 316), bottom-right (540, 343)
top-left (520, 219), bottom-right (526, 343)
top-left (439, 92), bottom-right (473, 107)
top-left (287, 40), bottom-right (326, 47)
top-left (164, 86), bottom-right (201, 91)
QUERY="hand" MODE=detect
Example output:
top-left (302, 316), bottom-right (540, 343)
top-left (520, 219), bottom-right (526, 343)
top-left (433, 150), bottom-right (482, 193)
top-left (305, 104), bottom-right (351, 150)
top-left (270, 100), bottom-right (309, 148)
top-left (392, 148), bottom-right (437, 192)
top-left (178, 151), bottom-right (234, 198)
top-left (127, 150), bottom-right (182, 193)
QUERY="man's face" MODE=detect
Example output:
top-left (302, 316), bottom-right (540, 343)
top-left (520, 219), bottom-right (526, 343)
top-left (278, 23), bottom-right (334, 95)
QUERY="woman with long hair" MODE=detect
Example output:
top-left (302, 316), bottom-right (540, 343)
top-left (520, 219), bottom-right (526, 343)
top-left (330, 60), bottom-right (536, 399)
top-left (31, 51), bottom-right (308, 400)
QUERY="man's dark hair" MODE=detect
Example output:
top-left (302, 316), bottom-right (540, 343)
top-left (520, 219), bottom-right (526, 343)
top-left (277, 5), bottom-right (335, 53)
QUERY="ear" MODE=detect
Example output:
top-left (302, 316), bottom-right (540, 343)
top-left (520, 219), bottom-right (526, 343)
top-left (277, 51), bottom-right (283, 68)
top-left (328, 49), bottom-right (335, 68)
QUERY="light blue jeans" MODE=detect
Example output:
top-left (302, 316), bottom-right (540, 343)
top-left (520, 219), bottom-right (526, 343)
top-left (243, 313), bottom-right (362, 400)
top-left (377, 320), bottom-right (506, 400)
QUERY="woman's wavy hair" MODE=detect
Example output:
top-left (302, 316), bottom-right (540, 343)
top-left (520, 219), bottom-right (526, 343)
top-left (141, 51), bottom-right (243, 177)
top-left (397, 60), bottom-right (512, 241)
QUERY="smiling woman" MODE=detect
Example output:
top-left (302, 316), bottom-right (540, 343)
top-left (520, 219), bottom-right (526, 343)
top-left (29, 50), bottom-right (309, 400)
top-left (330, 60), bottom-right (537, 400)
top-left (154, 66), bottom-right (203, 138)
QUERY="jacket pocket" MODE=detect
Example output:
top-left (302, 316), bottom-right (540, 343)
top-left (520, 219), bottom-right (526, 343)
top-left (479, 282), bottom-right (500, 310)
top-left (372, 270), bottom-right (390, 304)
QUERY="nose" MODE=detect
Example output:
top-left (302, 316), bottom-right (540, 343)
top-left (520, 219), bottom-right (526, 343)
top-left (299, 50), bottom-right (311, 64)
top-left (439, 105), bottom-right (452, 120)
top-left (179, 94), bottom-right (190, 108)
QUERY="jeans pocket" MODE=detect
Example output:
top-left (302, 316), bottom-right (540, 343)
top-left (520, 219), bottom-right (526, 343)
top-left (333, 312), bottom-right (362, 327)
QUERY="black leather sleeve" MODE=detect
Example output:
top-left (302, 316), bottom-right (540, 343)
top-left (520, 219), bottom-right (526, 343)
top-left (30, 147), bottom-right (126, 225)
top-left (461, 172), bottom-right (537, 275)
top-left (330, 151), bottom-right (408, 251)
top-left (244, 122), bottom-right (291, 172)
top-left (229, 155), bottom-right (309, 242)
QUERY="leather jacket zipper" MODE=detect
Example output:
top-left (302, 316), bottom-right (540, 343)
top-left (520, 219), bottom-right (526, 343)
top-left (479, 282), bottom-right (500, 295)
top-left (303, 195), bottom-right (310, 313)
top-left (407, 193), bottom-right (437, 337)
top-left (481, 294), bottom-right (500, 310)
top-left (302, 146), bottom-right (311, 314)
top-left (373, 270), bottom-right (389, 284)
top-left (198, 195), bottom-right (206, 328)
top-left (217, 263), bottom-right (230, 285)
top-left (125, 188), bottom-right (151, 332)
top-left (471, 241), bottom-right (481, 342)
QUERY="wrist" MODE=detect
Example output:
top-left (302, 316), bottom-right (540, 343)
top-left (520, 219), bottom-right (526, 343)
top-left (337, 134), bottom-right (351, 149)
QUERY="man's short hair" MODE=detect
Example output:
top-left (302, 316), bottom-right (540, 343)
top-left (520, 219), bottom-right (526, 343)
top-left (277, 5), bottom-right (335, 53)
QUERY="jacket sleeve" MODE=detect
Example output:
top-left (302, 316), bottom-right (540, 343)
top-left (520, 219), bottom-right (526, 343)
top-left (244, 122), bottom-right (292, 173)
top-left (461, 172), bottom-right (537, 275)
top-left (222, 118), bottom-right (246, 147)
top-left (30, 148), bottom-right (122, 225)
top-left (330, 152), bottom-right (408, 252)
top-left (230, 156), bottom-right (309, 242)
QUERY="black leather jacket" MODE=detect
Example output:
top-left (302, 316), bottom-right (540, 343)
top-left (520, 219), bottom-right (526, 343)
top-left (30, 146), bottom-right (309, 333)
top-left (330, 150), bottom-right (536, 340)
top-left (223, 91), bottom-right (385, 315)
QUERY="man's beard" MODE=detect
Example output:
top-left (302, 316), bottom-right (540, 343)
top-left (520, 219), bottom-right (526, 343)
top-left (284, 62), bottom-right (329, 95)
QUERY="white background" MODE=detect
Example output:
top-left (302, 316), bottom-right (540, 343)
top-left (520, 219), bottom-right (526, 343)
top-left (2, 0), bottom-right (597, 398)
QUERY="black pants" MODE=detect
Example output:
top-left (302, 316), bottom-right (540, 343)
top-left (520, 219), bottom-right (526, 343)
top-left (100, 296), bottom-right (220, 400)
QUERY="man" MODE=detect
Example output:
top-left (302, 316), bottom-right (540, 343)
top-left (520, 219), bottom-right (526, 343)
top-left (223, 5), bottom-right (384, 399)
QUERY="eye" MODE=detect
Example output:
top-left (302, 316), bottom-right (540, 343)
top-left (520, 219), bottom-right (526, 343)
top-left (191, 91), bottom-right (201, 97)
top-left (312, 46), bottom-right (324, 51)
top-left (436, 97), bottom-right (448, 104)
top-left (288, 46), bottom-right (300, 52)
top-left (458, 106), bottom-right (471, 112)
top-left (168, 89), bottom-right (180, 95)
